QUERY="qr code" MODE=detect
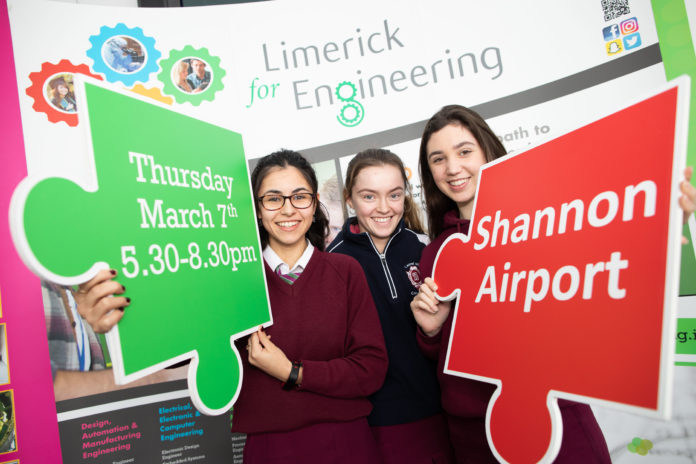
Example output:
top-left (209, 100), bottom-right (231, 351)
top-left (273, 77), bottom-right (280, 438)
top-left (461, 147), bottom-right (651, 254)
top-left (601, 0), bottom-right (631, 21)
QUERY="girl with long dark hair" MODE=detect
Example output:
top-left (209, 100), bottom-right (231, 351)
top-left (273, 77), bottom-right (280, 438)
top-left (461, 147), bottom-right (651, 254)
top-left (412, 105), bottom-right (611, 463)
top-left (231, 149), bottom-right (388, 464)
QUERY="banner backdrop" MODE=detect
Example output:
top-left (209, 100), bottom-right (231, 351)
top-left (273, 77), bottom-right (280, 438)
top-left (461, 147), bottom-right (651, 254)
top-left (2, 0), bottom-right (696, 462)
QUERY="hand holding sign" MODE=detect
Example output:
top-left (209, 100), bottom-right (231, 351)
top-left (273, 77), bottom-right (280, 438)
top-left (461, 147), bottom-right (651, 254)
top-left (10, 79), bottom-right (272, 415)
top-left (410, 276), bottom-right (452, 337)
top-left (431, 79), bottom-right (689, 463)
top-left (680, 166), bottom-right (696, 243)
top-left (73, 269), bottom-right (128, 334)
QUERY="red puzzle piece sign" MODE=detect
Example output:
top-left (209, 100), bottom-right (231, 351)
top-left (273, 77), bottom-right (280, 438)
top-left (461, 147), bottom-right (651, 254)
top-left (433, 78), bottom-right (689, 464)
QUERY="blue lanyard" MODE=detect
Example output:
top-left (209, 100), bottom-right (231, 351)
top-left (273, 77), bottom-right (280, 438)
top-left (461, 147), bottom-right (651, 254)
top-left (66, 290), bottom-right (91, 371)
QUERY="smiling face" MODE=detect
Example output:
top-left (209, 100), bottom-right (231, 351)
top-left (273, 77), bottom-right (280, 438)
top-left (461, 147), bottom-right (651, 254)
top-left (426, 123), bottom-right (487, 219)
top-left (191, 59), bottom-right (206, 78)
top-left (347, 164), bottom-right (405, 252)
top-left (257, 166), bottom-right (317, 259)
top-left (57, 84), bottom-right (69, 97)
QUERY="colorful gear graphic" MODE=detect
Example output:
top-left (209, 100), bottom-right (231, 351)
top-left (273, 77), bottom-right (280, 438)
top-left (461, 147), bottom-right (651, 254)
top-left (335, 81), bottom-right (365, 127)
top-left (86, 23), bottom-right (161, 86)
top-left (130, 84), bottom-right (174, 105)
top-left (158, 46), bottom-right (226, 106)
top-left (338, 102), bottom-right (364, 126)
top-left (25, 60), bottom-right (103, 127)
top-left (335, 81), bottom-right (358, 102)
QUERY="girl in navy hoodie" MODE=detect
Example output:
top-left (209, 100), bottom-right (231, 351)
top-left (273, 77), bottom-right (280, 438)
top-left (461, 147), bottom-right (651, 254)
top-left (328, 148), bottom-right (454, 464)
top-left (410, 104), bottom-right (696, 463)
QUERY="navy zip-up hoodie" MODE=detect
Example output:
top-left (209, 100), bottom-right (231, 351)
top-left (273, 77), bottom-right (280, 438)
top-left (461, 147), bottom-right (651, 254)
top-left (328, 217), bottom-right (443, 426)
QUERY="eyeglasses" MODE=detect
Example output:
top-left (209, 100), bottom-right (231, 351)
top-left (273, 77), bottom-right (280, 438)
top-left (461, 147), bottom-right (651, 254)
top-left (258, 192), bottom-right (316, 211)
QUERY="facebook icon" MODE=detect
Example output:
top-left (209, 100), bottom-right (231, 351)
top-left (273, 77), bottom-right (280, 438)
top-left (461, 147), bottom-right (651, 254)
top-left (602, 23), bottom-right (621, 41)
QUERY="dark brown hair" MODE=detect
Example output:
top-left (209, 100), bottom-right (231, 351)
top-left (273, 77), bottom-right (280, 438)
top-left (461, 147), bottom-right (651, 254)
top-left (344, 148), bottom-right (424, 233)
top-left (251, 149), bottom-right (329, 251)
top-left (418, 105), bottom-right (507, 239)
top-left (48, 77), bottom-right (76, 109)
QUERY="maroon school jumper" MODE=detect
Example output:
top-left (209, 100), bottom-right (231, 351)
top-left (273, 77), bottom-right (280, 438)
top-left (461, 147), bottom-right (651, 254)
top-left (232, 250), bottom-right (389, 464)
top-left (417, 210), bottom-right (611, 463)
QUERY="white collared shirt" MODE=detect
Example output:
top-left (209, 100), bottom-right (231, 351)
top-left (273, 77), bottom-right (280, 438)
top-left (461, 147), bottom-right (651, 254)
top-left (263, 240), bottom-right (315, 275)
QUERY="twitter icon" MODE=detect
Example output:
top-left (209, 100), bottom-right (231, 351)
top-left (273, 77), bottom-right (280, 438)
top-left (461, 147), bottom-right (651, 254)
top-left (623, 32), bottom-right (642, 50)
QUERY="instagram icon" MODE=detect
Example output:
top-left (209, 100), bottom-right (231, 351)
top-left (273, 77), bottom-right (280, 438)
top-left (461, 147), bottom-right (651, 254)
top-left (620, 17), bottom-right (639, 35)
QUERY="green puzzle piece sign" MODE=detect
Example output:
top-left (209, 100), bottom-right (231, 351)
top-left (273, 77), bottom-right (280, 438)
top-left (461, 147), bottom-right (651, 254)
top-left (10, 79), bottom-right (271, 415)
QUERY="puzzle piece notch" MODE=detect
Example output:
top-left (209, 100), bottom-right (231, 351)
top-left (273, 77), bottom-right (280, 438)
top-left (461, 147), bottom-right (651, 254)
top-left (189, 336), bottom-right (243, 415)
top-left (491, 381), bottom-right (564, 463)
top-left (23, 178), bottom-right (109, 281)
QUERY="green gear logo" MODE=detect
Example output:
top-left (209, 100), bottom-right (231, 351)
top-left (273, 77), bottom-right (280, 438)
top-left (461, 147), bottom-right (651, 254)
top-left (158, 46), bottom-right (226, 106)
top-left (335, 81), bottom-right (364, 127)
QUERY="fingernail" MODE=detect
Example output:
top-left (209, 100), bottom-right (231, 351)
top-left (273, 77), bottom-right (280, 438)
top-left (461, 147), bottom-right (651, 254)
top-left (121, 285), bottom-right (126, 292)
top-left (118, 307), bottom-right (125, 312)
top-left (110, 269), bottom-right (117, 275)
top-left (126, 297), bottom-right (131, 303)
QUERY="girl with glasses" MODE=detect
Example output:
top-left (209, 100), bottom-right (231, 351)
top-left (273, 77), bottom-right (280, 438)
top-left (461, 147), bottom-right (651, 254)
top-left (231, 149), bottom-right (388, 464)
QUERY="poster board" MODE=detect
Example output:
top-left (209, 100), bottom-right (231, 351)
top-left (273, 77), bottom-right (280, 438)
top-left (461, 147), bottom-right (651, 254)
top-left (2, 0), bottom-right (696, 462)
